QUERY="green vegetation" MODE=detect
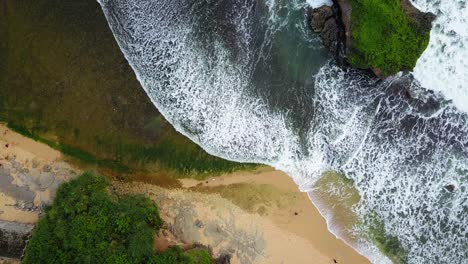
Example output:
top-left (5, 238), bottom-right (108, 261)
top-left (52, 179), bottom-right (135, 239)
top-left (147, 247), bottom-right (212, 264)
top-left (0, 0), bottom-right (255, 180)
top-left (348, 0), bottom-right (431, 76)
top-left (23, 173), bottom-right (213, 264)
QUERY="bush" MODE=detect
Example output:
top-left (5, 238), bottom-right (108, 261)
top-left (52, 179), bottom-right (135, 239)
top-left (23, 173), bottom-right (212, 264)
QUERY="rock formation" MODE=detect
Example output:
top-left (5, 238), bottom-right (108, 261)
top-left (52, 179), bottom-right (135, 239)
top-left (309, 0), bottom-right (435, 78)
top-left (0, 221), bottom-right (33, 259)
top-left (309, 5), bottom-right (344, 56)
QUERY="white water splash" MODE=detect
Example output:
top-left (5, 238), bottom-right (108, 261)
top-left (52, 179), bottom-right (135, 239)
top-left (305, 0), bottom-right (332, 8)
top-left (98, 0), bottom-right (468, 263)
top-left (411, 0), bottom-right (468, 112)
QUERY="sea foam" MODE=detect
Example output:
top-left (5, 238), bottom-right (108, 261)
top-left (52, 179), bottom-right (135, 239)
top-left (411, 0), bottom-right (468, 112)
top-left (305, 0), bottom-right (333, 8)
top-left (99, 0), bottom-right (468, 263)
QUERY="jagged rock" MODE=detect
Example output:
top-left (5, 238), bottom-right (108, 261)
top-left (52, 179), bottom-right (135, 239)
top-left (310, 6), bottom-right (334, 32)
top-left (335, 0), bottom-right (352, 54)
top-left (309, 5), bottom-right (342, 55)
top-left (322, 17), bottom-right (341, 55)
top-left (194, 219), bottom-right (204, 229)
top-left (401, 0), bottom-right (435, 33)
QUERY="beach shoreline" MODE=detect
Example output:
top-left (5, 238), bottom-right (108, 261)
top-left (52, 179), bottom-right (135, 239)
top-left (0, 124), bottom-right (369, 263)
top-left (181, 168), bottom-right (370, 264)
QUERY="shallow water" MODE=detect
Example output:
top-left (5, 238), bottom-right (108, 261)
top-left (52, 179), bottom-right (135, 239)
top-left (99, 0), bottom-right (468, 263)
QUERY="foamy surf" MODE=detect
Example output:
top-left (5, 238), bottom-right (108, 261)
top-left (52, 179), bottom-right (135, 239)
top-left (305, 0), bottom-right (332, 9)
top-left (411, 0), bottom-right (468, 112)
top-left (98, 0), bottom-right (468, 263)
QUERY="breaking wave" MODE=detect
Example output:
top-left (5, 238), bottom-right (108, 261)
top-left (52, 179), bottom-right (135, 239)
top-left (99, 0), bottom-right (468, 263)
top-left (411, 0), bottom-right (468, 113)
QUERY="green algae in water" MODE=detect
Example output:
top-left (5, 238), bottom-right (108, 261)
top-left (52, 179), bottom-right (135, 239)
top-left (366, 213), bottom-right (408, 264)
top-left (0, 0), bottom-right (255, 178)
top-left (314, 172), bottom-right (408, 263)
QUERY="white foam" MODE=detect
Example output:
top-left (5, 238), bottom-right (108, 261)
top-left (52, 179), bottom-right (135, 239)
top-left (411, 0), bottom-right (468, 112)
top-left (99, 0), bottom-right (468, 263)
top-left (305, 0), bottom-right (333, 9)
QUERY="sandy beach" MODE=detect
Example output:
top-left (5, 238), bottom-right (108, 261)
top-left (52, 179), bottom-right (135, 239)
top-left (181, 168), bottom-right (370, 264)
top-left (0, 124), bottom-right (369, 263)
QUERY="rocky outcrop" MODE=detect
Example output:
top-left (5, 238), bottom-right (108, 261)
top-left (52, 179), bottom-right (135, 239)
top-left (309, 0), bottom-right (435, 78)
top-left (0, 221), bottom-right (33, 259)
top-left (400, 0), bottom-right (435, 33)
top-left (0, 125), bottom-right (80, 259)
top-left (310, 6), bottom-right (334, 32)
top-left (334, 0), bottom-right (352, 54)
top-left (309, 5), bottom-right (344, 56)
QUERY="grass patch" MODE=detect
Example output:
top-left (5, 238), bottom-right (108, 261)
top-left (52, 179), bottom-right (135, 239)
top-left (0, 0), bottom-right (255, 180)
top-left (348, 0), bottom-right (431, 76)
top-left (23, 173), bottom-right (212, 264)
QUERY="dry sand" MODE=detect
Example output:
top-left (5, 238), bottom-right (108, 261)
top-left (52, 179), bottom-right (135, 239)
top-left (181, 168), bottom-right (370, 264)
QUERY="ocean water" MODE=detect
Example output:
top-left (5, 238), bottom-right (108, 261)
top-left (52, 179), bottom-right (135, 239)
top-left (98, 0), bottom-right (468, 263)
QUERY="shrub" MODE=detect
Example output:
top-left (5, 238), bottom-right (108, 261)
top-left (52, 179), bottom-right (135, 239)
top-left (23, 173), bottom-right (212, 264)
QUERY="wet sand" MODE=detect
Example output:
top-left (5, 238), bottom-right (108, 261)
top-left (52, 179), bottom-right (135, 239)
top-left (181, 167), bottom-right (370, 264)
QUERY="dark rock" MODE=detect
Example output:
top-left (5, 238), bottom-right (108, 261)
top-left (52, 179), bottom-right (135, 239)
top-left (401, 0), bottom-right (435, 34)
top-left (194, 219), bottom-right (204, 229)
top-left (0, 221), bottom-right (34, 259)
top-left (309, 5), bottom-right (343, 56)
top-left (322, 18), bottom-right (341, 55)
top-left (445, 184), bottom-right (455, 193)
top-left (310, 5), bottom-right (344, 57)
top-left (215, 254), bottom-right (231, 264)
top-left (310, 6), bottom-right (334, 32)
top-left (335, 0), bottom-right (352, 54)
